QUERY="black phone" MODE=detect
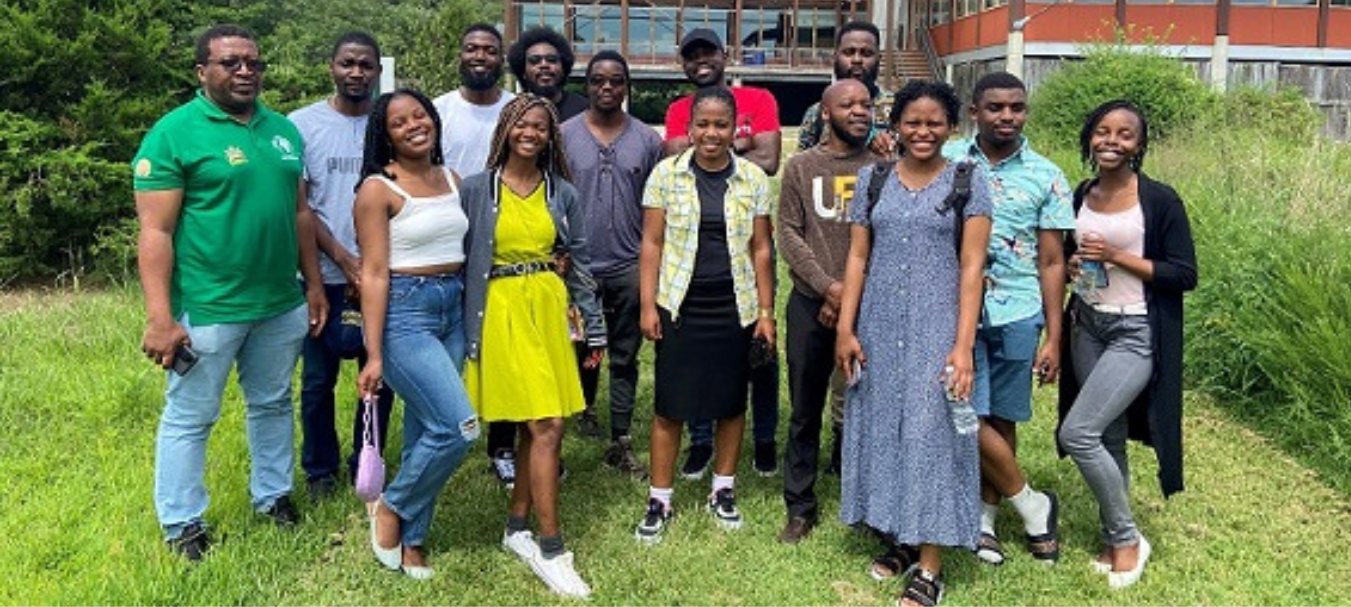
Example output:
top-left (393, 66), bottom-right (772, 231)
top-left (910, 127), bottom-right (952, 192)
top-left (171, 344), bottom-right (199, 376)
top-left (748, 336), bottom-right (775, 371)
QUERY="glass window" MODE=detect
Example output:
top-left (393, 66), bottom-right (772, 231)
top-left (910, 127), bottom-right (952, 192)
top-left (1335, 0), bottom-right (1351, 6)
top-left (930, 0), bottom-right (951, 25)
top-left (573, 5), bottom-right (625, 54)
top-left (1230, 0), bottom-right (1273, 5)
top-left (626, 7), bottom-right (679, 58)
top-left (1274, 0), bottom-right (1316, 5)
top-left (1170, 0), bottom-right (1216, 5)
top-left (519, 2), bottom-right (565, 31)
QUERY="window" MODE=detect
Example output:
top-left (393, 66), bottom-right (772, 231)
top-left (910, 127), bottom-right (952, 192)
top-left (519, 2), bottom-right (565, 31)
top-left (573, 6), bottom-right (624, 54)
top-left (627, 7), bottom-right (679, 58)
top-left (930, 0), bottom-right (951, 25)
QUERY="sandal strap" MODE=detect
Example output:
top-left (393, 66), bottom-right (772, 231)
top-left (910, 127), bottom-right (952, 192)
top-left (901, 569), bottom-right (944, 607)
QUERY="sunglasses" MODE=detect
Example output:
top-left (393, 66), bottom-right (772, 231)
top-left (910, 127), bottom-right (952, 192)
top-left (526, 53), bottom-right (561, 66)
top-left (587, 75), bottom-right (627, 87)
top-left (206, 57), bottom-right (268, 73)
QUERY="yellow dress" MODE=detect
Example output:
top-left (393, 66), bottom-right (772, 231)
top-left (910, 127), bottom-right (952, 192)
top-left (464, 182), bottom-right (586, 421)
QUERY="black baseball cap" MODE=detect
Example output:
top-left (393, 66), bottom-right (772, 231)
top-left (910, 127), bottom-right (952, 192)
top-left (679, 28), bottom-right (723, 59)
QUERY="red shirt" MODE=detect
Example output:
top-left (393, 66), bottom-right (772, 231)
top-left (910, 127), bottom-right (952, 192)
top-left (664, 86), bottom-right (780, 141)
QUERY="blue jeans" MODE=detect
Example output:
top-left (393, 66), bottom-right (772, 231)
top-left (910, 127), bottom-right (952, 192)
top-left (380, 273), bottom-right (479, 546)
top-left (155, 304), bottom-right (308, 540)
top-left (300, 283), bottom-right (394, 482)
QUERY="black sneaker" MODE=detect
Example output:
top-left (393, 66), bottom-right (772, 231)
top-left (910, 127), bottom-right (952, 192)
top-left (306, 475), bottom-right (339, 500)
top-left (166, 522), bottom-right (212, 561)
top-left (634, 498), bottom-right (674, 544)
top-left (604, 435), bottom-right (648, 479)
top-left (753, 440), bottom-right (778, 477)
top-left (263, 495), bottom-right (299, 527)
top-left (490, 449), bottom-right (517, 490)
top-left (707, 487), bottom-right (744, 530)
top-left (680, 445), bottom-right (713, 480)
top-left (575, 411), bottom-right (604, 441)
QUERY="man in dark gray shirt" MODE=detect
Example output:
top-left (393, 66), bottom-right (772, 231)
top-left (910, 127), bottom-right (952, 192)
top-left (560, 51), bottom-right (663, 476)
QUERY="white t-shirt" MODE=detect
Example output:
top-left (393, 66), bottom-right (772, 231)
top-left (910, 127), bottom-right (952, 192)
top-left (288, 100), bottom-right (368, 285)
top-left (433, 88), bottom-right (515, 177)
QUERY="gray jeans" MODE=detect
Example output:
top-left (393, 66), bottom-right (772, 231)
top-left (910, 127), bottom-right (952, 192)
top-left (1059, 301), bottom-right (1152, 547)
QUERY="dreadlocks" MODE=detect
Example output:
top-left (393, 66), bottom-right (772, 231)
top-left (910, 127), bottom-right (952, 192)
top-left (484, 93), bottom-right (572, 181)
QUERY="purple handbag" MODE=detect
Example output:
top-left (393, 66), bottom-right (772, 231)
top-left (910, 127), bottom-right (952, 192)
top-left (354, 394), bottom-right (385, 503)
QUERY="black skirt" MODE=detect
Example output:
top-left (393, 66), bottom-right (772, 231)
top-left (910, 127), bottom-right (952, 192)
top-left (654, 279), bottom-right (751, 421)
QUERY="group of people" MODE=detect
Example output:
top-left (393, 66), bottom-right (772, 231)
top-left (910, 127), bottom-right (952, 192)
top-left (133, 18), bottom-right (1196, 606)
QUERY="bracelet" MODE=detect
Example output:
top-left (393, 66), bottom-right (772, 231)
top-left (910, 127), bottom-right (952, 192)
top-left (757, 307), bottom-right (774, 321)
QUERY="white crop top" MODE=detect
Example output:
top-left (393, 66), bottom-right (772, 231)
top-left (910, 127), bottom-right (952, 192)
top-left (375, 167), bottom-right (468, 270)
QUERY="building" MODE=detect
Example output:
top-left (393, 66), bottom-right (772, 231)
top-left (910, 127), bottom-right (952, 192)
top-left (504, 0), bottom-right (1351, 134)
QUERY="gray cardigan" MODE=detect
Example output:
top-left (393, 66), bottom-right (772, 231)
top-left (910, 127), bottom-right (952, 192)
top-left (460, 169), bottom-right (606, 361)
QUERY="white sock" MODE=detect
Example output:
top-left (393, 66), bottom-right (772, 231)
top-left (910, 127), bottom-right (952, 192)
top-left (711, 474), bottom-right (735, 494)
top-left (1008, 484), bottom-right (1051, 536)
top-left (649, 486), bottom-right (674, 509)
top-left (981, 502), bottom-right (1000, 536)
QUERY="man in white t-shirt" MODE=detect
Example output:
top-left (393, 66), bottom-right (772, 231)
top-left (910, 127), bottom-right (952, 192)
top-left (288, 31), bottom-right (395, 498)
top-left (433, 23), bottom-right (515, 177)
top-left (434, 23), bottom-right (519, 487)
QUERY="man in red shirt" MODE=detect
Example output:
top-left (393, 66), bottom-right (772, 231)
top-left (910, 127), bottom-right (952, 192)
top-left (662, 28), bottom-right (784, 480)
top-left (662, 28), bottom-right (781, 176)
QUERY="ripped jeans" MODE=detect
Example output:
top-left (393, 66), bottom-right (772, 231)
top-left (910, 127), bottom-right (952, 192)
top-left (381, 273), bottom-right (479, 546)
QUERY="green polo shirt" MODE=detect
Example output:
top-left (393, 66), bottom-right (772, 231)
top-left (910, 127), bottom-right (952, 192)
top-left (132, 90), bottom-right (305, 325)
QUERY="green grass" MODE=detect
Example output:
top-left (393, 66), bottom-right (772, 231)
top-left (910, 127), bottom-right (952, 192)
top-left (4, 286), bottom-right (1351, 605)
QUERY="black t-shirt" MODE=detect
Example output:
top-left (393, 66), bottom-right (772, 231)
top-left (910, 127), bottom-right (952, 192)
top-left (691, 156), bottom-right (735, 284)
top-left (555, 92), bottom-right (590, 122)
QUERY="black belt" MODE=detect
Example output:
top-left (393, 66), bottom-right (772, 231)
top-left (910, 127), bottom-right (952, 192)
top-left (489, 260), bottom-right (556, 279)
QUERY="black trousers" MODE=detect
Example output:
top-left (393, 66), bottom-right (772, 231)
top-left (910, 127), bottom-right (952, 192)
top-left (783, 290), bottom-right (838, 520)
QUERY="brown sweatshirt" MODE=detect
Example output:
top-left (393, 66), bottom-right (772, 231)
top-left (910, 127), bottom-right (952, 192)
top-left (776, 145), bottom-right (879, 299)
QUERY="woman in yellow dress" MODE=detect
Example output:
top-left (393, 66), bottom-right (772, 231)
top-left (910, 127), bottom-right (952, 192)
top-left (459, 93), bottom-right (605, 599)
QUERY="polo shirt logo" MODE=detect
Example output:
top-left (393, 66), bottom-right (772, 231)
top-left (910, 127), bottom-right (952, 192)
top-left (225, 146), bottom-right (248, 166)
top-left (272, 135), bottom-right (299, 160)
top-left (134, 158), bottom-right (152, 178)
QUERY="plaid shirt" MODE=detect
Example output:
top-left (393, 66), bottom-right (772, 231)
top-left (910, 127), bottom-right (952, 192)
top-left (797, 86), bottom-right (896, 151)
top-left (642, 152), bottom-right (772, 325)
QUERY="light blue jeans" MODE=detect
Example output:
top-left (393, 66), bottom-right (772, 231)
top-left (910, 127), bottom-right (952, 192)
top-left (381, 273), bottom-right (479, 547)
top-left (155, 304), bottom-right (309, 540)
top-left (1059, 301), bottom-right (1153, 547)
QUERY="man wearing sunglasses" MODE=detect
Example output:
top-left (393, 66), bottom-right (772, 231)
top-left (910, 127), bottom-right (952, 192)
top-left (508, 26), bottom-right (589, 122)
top-left (133, 24), bottom-right (327, 561)
top-left (560, 51), bottom-right (663, 477)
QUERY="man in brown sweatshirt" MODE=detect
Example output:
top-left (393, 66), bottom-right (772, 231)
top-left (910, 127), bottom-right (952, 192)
top-left (777, 79), bottom-right (879, 543)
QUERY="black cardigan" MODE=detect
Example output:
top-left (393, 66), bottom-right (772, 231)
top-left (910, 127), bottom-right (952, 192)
top-left (1058, 173), bottom-right (1198, 497)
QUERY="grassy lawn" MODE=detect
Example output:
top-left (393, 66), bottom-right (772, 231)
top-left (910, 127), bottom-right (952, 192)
top-left (2, 286), bottom-right (1351, 605)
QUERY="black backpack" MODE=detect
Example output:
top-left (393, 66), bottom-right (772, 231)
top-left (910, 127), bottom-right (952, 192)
top-left (862, 159), bottom-right (975, 258)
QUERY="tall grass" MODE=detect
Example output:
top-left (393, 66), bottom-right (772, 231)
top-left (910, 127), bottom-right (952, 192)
top-left (1151, 127), bottom-right (1351, 492)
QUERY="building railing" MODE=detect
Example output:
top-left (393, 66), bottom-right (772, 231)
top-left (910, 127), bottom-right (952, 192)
top-left (917, 25), bottom-right (943, 80)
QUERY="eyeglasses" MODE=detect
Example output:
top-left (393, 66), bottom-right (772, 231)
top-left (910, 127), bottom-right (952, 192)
top-left (206, 57), bottom-right (268, 73)
top-left (587, 75), bottom-right (627, 88)
top-left (526, 53), bottom-right (560, 66)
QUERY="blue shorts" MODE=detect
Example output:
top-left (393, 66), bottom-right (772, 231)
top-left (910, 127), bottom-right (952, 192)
top-left (972, 314), bottom-right (1044, 423)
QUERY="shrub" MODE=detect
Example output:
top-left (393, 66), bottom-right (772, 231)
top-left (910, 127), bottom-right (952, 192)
top-left (1027, 32), bottom-right (1217, 149)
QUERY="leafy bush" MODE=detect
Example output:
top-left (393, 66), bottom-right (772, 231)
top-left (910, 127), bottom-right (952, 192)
top-left (1027, 32), bottom-right (1218, 149)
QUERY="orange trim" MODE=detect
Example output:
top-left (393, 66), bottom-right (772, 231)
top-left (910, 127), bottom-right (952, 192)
top-left (1020, 4), bottom-right (1117, 43)
top-left (1329, 9), bottom-right (1351, 48)
top-left (933, 22), bottom-right (954, 55)
top-left (1119, 6), bottom-right (1216, 44)
top-left (1230, 6), bottom-right (1319, 46)
top-left (978, 6), bottom-right (1010, 47)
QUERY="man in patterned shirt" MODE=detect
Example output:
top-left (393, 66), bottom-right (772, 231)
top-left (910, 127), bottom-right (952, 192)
top-left (942, 71), bottom-right (1074, 566)
top-left (797, 21), bottom-right (896, 157)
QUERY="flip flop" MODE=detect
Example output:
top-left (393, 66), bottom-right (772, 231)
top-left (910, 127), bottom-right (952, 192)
top-left (1025, 491), bottom-right (1061, 563)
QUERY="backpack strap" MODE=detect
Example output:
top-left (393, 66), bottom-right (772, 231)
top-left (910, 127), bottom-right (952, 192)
top-left (939, 159), bottom-right (976, 257)
top-left (864, 160), bottom-right (895, 225)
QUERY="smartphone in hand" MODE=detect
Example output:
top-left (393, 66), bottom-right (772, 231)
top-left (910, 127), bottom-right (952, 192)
top-left (171, 344), bottom-right (199, 376)
top-left (846, 359), bottom-right (863, 388)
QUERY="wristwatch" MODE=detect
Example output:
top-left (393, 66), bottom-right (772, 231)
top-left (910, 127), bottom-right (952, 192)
top-left (757, 307), bottom-right (775, 321)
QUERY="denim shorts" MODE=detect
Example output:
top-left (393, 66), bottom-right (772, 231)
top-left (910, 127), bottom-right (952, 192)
top-left (972, 314), bottom-right (1044, 422)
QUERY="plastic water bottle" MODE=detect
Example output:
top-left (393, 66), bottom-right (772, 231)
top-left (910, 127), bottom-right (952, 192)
top-left (944, 365), bottom-right (979, 435)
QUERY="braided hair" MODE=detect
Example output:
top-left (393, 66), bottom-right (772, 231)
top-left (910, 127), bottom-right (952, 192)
top-left (356, 89), bottom-right (444, 189)
top-left (484, 93), bottom-right (572, 180)
top-left (1080, 99), bottom-right (1149, 173)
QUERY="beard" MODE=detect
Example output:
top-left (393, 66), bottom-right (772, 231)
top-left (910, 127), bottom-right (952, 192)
top-left (834, 63), bottom-right (881, 89)
top-left (460, 63), bottom-right (502, 91)
top-left (524, 81), bottom-right (560, 99)
top-left (828, 120), bottom-right (869, 148)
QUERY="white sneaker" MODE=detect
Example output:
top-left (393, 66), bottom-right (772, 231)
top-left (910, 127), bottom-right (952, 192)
top-left (1108, 534), bottom-right (1151, 589)
top-left (528, 550), bottom-right (592, 598)
top-left (502, 529), bottom-right (538, 563)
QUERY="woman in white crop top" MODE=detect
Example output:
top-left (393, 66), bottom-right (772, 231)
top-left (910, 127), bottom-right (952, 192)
top-left (352, 89), bottom-right (477, 580)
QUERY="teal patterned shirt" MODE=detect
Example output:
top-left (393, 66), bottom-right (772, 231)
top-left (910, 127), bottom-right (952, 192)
top-left (943, 136), bottom-right (1075, 327)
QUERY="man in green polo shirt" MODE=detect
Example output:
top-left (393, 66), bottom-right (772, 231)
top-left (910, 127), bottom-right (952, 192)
top-left (133, 23), bottom-right (327, 561)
